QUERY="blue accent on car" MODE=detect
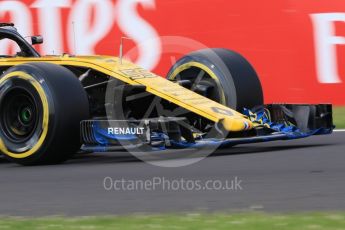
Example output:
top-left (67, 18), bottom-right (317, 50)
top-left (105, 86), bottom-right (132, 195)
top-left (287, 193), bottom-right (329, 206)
top-left (92, 121), bottom-right (140, 146)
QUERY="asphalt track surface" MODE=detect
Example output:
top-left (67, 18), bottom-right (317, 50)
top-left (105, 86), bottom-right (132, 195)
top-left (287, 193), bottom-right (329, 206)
top-left (0, 132), bottom-right (344, 217)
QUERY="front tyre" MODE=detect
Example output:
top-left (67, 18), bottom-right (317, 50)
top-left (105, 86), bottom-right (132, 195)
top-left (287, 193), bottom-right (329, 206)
top-left (167, 48), bottom-right (263, 112)
top-left (0, 63), bottom-right (89, 165)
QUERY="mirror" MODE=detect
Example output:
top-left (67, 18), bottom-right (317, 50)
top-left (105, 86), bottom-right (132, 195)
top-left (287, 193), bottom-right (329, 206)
top-left (31, 36), bottom-right (43, 45)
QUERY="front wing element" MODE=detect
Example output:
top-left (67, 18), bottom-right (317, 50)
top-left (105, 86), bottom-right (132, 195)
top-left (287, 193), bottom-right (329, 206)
top-left (80, 104), bottom-right (334, 152)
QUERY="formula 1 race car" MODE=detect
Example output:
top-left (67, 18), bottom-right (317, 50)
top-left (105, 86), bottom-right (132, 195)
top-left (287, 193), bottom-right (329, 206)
top-left (0, 23), bottom-right (334, 165)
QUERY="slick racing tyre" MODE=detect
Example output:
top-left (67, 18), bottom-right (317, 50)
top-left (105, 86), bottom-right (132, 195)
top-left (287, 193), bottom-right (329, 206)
top-left (0, 63), bottom-right (89, 165)
top-left (167, 48), bottom-right (264, 112)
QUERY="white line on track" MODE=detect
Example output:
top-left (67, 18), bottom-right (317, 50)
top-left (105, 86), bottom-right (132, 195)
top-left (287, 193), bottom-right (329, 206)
top-left (334, 129), bottom-right (345, 132)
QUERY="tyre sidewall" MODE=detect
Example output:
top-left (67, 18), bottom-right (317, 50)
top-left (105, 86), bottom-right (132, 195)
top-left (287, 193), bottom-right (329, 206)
top-left (0, 63), bottom-right (89, 165)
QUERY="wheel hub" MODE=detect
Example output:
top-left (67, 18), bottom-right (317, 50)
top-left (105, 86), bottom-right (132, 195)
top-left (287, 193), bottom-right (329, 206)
top-left (1, 87), bottom-right (39, 142)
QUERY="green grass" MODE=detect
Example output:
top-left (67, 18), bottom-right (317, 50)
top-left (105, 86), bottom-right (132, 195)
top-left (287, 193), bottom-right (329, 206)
top-left (334, 107), bottom-right (345, 129)
top-left (1, 213), bottom-right (345, 230)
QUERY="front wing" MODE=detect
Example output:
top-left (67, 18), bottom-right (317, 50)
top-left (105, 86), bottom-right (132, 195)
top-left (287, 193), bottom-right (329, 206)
top-left (80, 104), bottom-right (334, 152)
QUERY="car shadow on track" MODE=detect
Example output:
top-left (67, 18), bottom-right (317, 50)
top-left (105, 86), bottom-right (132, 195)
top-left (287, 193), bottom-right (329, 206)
top-left (0, 156), bottom-right (9, 164)
top-left (210, 144), bottom-right (333, 157)
top-left (0, 143), bottom-right (336, 166)
top-left (66, 143), bottom-right (335, 165)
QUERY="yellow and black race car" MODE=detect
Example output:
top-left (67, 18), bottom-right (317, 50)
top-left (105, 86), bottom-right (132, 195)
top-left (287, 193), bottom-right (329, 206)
top-left (0, 23), bottom-right (334, 165)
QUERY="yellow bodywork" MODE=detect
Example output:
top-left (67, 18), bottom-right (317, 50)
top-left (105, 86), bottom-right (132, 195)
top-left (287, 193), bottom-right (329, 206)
top-left (0, 55), bottom-right (253, 132)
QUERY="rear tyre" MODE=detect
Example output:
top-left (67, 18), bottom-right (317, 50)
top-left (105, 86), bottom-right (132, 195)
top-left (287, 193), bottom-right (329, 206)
top-left (167, 48), bottom-right (264, 112)
top-left (0, 63), bottom-right (89, 165)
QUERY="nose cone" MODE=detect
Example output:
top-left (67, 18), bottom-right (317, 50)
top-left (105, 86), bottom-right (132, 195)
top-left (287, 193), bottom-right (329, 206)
top-left (221, 116), bottom-right (253, 132)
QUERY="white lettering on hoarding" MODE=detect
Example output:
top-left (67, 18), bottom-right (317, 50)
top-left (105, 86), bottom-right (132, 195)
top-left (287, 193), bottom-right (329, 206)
top-left (311, 13), bottom-right (345, 83)
top-left (0, 1), bottom-right (33, 54)
top-left (0, 0), bottom-right (160, 71)
top-left (68, 0), bottom-right (114, 55)
top-left (117, 0), bottom-right (161, 70)
top-left (31, 0), bottom-right (71, 55)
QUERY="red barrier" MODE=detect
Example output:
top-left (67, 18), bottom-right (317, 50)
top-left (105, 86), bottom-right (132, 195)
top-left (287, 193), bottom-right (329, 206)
top-left (1, 0), bottom-right (345, 104)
